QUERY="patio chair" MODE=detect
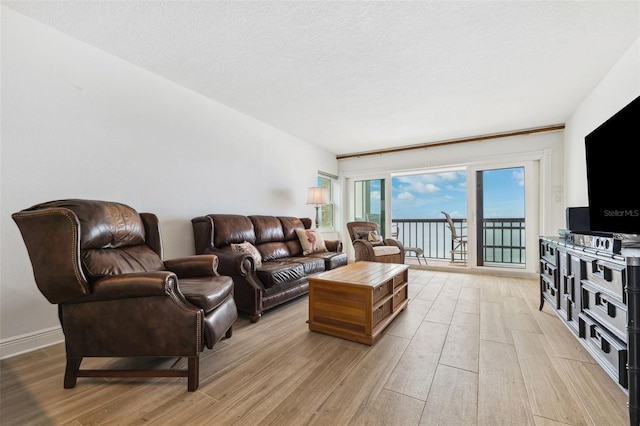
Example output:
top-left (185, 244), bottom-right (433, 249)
top-left (392, 224), bottom-right (427, 265)
top-left (442, 211), bottom-right (468, 263)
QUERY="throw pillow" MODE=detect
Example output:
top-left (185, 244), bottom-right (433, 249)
top-left (295, 228), bottom-right (328, 255)
top-left (230, 241), bottom-right (262, 267)
top-left (357, 230), bottom-right (383, 246)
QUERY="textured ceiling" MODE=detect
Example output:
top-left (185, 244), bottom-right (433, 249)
top-left (4, 1), bottom-right (640, 156)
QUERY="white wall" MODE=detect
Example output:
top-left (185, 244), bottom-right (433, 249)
top-left (0, 8), bottom-right (338, 357)
top-left (564, 37), bottom-right (640, 208)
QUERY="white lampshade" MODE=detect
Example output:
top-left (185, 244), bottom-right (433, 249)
top-left (306, 187), bottom-right (329, 206)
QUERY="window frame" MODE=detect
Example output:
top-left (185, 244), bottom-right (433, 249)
top-left (317, 173), bottom-right (335, 230)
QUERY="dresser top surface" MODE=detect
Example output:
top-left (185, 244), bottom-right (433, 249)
top-left (541, 236), bottom-right (640, 262)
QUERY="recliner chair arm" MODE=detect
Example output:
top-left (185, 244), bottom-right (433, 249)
top-left (79, 271), bottom-right (181, 303)
top-left (165, 255), bottom-right (220, 278)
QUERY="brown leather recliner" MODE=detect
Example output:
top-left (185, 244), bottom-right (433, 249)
top-left (12, 199), bottom-right (238, 391)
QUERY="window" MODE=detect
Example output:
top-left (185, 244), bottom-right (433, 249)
top-left (317, 174), bottom-right (334, 229)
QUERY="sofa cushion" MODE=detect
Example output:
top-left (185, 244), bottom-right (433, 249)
top-left (284, 240), bottom-right (304, 256)
top-left (281, 256), bottom-right (325, 275)
top-left (211, 214), bottom-right (256, 247)
top-left (256, 261), bottom-right (305, 288)
top-left (308, 251), bottom-right (348, 270)
top-left (279, 217), bottom-right (306, 256)
top-left (257, 242), bottom-right (291, 261)
top-left (230, 241), bottom-right (262, 267)
top-left (279, 217), bottom-right (306, 240)
top-left (295, 228), bottom-right (328, 255)
top-left (250, 216), bottom-right (285, 244)
top-left (373, 246), bottom-right (401, 256)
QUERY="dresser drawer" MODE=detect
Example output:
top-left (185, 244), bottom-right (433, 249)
top-left (564, 297), bottom-right (579, 335)
top-left (584, 258), bottom-right (626, 302)
top-left (581, 281), bottom-right (627, 342)
top-left (579, 313), bottom-right (628, 389)
top-left (541, 260), bottom-right (559, 309)
top-left (540, 240), bottom-right (558, 266)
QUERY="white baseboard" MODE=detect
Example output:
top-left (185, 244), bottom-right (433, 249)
top-left (0, 326), bottom-right (64, 360)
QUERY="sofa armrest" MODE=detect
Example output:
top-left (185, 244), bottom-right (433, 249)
top-left (206, 249), bottom-right (254, 277)
top-left (325, 239), bottom-right (343, 253)
top-left (164, 255), bottom-right (219, 278)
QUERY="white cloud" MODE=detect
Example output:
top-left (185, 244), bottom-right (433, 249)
top-left (411, 182), bottom-right (440, 194)
top-left (397, 191), bottom-right (414, 201)
top-left (439, 172), bottom-right (461, 182)
top-left (512, 170), bottom-right (525, 187)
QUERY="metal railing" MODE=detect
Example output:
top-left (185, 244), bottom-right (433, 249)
top-left (392, 217), bottom-right (526, 265)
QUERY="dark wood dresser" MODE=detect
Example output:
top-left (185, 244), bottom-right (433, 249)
top-left (539, 236), bottom-right (640, 425)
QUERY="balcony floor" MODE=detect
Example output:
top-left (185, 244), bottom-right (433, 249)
top-left (404, 256), bottom-right (468, 270)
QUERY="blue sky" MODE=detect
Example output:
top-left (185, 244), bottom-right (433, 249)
top-left (391, 168), bottom-right (525, 219)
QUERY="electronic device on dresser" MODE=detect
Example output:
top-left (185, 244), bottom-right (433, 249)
top-left (565, 206), bottom-right (622, 254)
top-left (585, 95), bottom-right (640, 242)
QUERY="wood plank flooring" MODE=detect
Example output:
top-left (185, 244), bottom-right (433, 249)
top-left (0, 269), bottom-right (630, 425)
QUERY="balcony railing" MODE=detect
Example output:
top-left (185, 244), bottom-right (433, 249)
top-left (392, 218), bottom-right (526, 266)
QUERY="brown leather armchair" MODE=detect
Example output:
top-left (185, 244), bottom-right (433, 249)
top-left (347, 221), bottom-right (405, 264)
top-left (12, 199), bottom-right (238, 391)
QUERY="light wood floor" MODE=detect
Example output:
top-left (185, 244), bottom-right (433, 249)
top-left (0, 269), bottom-right (630, 425)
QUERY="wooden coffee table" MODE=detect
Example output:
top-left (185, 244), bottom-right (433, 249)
top-left (307, 261), bottom-right (410, 345)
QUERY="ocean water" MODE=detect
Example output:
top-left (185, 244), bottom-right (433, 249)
top-left (393, 219), bottom-right (525, 264)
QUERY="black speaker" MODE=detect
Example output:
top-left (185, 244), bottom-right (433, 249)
top-left (566, 207), bottom-right (590, 232)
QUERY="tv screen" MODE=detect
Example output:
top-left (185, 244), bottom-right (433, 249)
top-left (585, 95), bottom-right (640, 237)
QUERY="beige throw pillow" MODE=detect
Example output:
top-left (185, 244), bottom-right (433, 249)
top-left (295, 228), bottom-right (328, 255)
top-left (230, 241), bottom-right (262, 267)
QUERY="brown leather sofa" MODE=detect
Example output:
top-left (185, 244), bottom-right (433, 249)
top-left (12, 199), bottom-right (238, 391)
top-left (192, 214), bottom-right (348, 322)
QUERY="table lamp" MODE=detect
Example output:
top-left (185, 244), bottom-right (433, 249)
top-left (306, 187), bottom-right (329, 229)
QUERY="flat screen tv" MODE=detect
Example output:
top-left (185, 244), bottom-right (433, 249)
top-left (585, 94), bottom-right (640, 241)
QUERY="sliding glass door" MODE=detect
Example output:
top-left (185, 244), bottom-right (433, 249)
top-left (383, 160), bottom-right (538, 272)
top-left (474, 167), bottom-right (526, 267)
top-left (468, 160), bottom-right (539, 272)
